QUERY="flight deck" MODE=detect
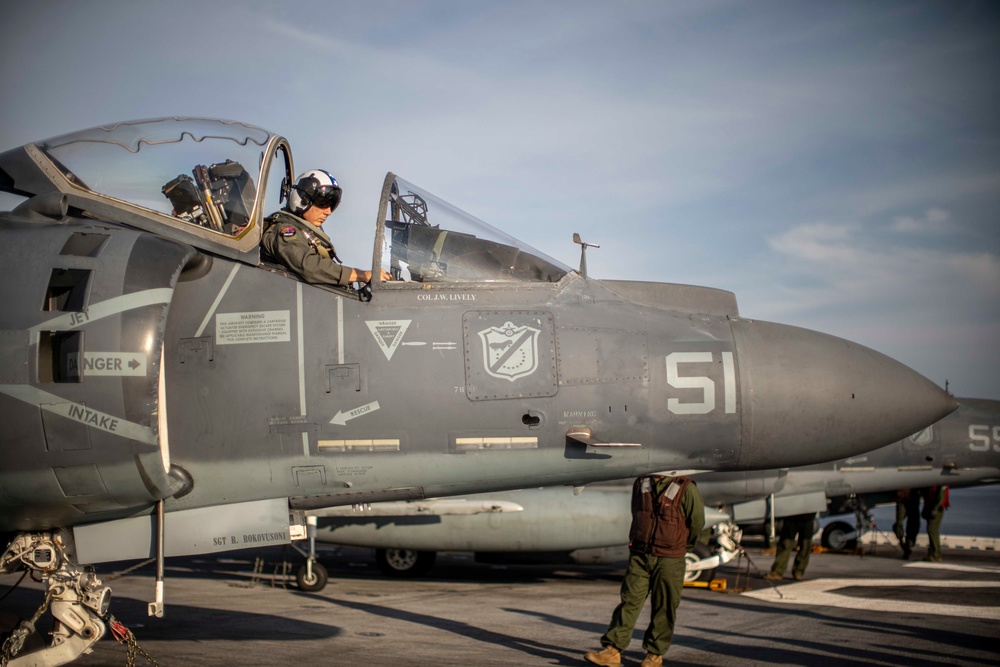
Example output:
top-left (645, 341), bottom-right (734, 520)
top-left (2, 539), bottom-right (996, 666)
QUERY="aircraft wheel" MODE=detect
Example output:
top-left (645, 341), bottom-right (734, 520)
top-left (683, 543), bottom-right (716, 582)
top-left (296, 561), bottom-right (328, 592)
top-left (822, 521), bottom-right (857, 551)
top-left (375, 548), bottom-right (436, 577)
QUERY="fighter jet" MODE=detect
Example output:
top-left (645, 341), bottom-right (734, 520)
top-left (0, 117), bottom-right (955, 665)
top-left (312, 398), bottom-right (995, 577)
top-left (709, 396), bottom-right (1000, 549)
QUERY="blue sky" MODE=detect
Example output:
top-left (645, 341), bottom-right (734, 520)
top-left (2, 1), bottom-right (998, 398)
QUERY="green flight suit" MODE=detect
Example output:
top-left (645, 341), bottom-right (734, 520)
top-left (769, 513), bottom-right (816, 578)
top-left (261, 210), bottom-right (353, 287)
top-left (922, 486), bottom-right (949, 561)
top-left (600, 477), bottom-right (705, 657)
top-left (893, 489), bottom-right (920, 558)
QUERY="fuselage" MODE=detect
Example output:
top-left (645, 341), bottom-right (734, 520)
top-left (0, 118), bottom-right (958, 549)
top-left (312, 398), bottom-right (998, 553)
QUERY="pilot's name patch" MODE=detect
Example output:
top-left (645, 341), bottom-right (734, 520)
top-left (280, 226), bottom-right (296, 238)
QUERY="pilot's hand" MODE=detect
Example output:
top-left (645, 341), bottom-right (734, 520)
top-left (352, 268), bottom-right (394, 283)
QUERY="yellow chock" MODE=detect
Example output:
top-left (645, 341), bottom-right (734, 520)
top-left (684, 578), bottom-right (727, 591)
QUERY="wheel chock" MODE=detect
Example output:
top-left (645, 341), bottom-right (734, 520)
top-left (684, 578), bottom-right (726, 591)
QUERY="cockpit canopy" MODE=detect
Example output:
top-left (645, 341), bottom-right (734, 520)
top-left (39, 118), bottom-right (269, 233)
top-left (0, 117), bottom-right (569, 284)
top-left (378, 176), bottom-right (568, 284)
top-left (0, 117), bottom-right (290, 259)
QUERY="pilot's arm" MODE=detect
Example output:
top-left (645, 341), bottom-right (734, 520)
top-left (262, 223), bottom-right (353, 287)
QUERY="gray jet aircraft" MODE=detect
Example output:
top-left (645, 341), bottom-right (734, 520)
top-left (311, 398), bottom-right (996, 576)
top-left (712, 396), bottom-right (1000, 549)
top-left (0, 117), bottom-right (956, 666)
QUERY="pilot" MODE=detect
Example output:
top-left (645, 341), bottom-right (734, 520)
top-left (262, 169), bottom-right (390, 286)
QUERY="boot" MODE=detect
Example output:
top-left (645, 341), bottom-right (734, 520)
top-left (641, 654), bottom-right (663, 667)
top-left (763, 571), bottom-right (782, 580)
top-left (584, 645), bottom-right (621, 666)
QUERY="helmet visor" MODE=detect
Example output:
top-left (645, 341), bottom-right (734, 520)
top-left (308, 187), bottom-right (341, 210)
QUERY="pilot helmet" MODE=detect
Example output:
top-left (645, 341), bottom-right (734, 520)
top-left (288, 169), bottom-right (342, 215)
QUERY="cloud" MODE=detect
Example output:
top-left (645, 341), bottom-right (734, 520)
top-left (762, 220), bottom-right (1000, 321)
top-left (891, 208), bottom-right (951, 234)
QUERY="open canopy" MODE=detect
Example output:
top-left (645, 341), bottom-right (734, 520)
top-left (0, 117), bottom-right (570, 283)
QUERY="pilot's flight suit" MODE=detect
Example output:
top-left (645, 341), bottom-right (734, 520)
top-left (261, 210), bottom-right (353, 287)
top-left (586, 476), bottom-right (705, 667)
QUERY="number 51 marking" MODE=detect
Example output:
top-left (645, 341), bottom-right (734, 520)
top-left (666, 351), bottom-right (737, 415)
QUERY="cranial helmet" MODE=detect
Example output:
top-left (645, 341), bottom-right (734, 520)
top-left (287, 169), bottom-right (342, 215)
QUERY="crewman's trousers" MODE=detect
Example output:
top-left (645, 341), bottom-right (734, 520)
top-left (601, 552), bottom-right (686, 656)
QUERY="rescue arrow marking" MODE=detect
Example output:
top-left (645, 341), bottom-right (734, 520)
top-left (330, 400), bottom-right (381, 426)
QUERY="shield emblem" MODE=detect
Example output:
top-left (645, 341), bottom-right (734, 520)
top-left (478, 321), bottom-right (541, 381)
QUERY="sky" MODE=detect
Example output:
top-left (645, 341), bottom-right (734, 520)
top-left (2, 0), bottom-right (998, 399)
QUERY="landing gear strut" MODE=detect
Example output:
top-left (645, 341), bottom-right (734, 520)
top-left (1, 531), bottom-right (110, 666)
top-left (684, 521), bottom-right (743, 582)
top-left (289, 515), bottom-right (328, 592)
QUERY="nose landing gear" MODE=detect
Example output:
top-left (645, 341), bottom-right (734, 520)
top-left (1, 531), bottom-right (110, 666)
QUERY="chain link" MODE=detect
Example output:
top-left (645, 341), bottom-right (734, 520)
top-left (272, 559), bottom-right (290, 589)
top-left (0, 589), bottom-right (53, 667)
top-left (228, 555), bottom-right (265, 589)
top-left (105, 558), bottom-right (157, 582)
top-left (108, 615), bottom-right (160, 667)
top-left (122, 628), bottom-right (160, 667)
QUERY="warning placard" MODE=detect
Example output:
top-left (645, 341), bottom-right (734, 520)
top-left (216, 311), bottom-right (290, 345)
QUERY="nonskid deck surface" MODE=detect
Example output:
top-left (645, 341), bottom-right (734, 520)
top-left (2, 540), bottom-right (997, 667)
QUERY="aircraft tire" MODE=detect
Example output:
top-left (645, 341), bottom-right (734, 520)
top-left (683, 543), bottom-right (716, 582)
top-left (821, 521), bottom-right (858, 551)
top-left (375, 548), bottom-right (436, 577)
top-left (296, 562), bottom-right (328, 592)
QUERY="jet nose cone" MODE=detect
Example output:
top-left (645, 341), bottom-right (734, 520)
top-left (732, 319), bottom-right (958, 469)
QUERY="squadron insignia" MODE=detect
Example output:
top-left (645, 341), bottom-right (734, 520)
top-left (478, 321), bottom-right (541, 381)
top-left (280, 226), bottom-right (297, 238)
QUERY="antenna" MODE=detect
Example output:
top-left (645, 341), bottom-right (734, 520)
top-left (573, 233), bottom-right (600, 279)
